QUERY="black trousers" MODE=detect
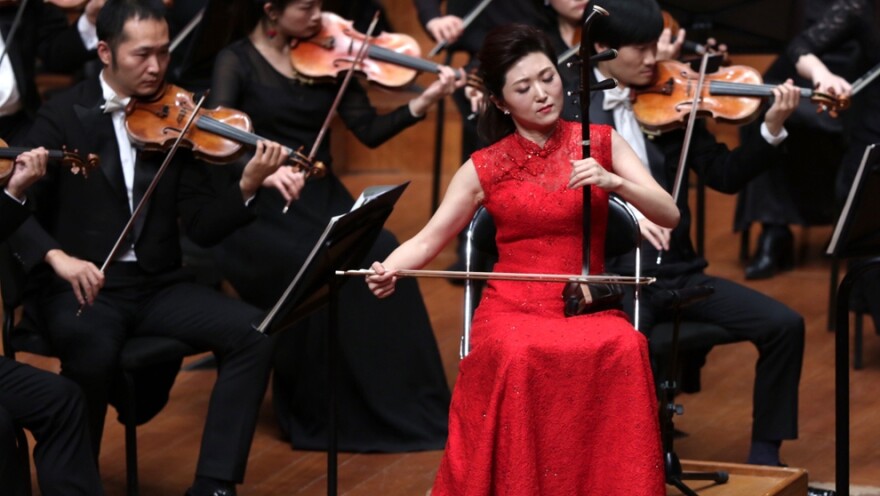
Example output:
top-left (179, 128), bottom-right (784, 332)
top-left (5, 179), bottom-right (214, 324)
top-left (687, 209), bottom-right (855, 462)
top-left (0, 357), bottom-right (104, 495)
top-left (628, 271), bottom-right (805, 442)
top-left (36, 264), bottom-right (272, 483)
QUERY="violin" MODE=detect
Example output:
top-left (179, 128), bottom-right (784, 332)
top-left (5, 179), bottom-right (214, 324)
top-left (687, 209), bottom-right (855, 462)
top-left (124, 84), bottom-right (324, 177)
top-left (0, 138), bottom-right (98, 185)
top-left (289, 12), bottom-right (467, 89)
top-left (631, 60), bottom-right (850, 134)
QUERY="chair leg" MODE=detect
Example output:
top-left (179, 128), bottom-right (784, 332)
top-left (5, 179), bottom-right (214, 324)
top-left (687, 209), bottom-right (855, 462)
top-left (855, 312), bottom-right (865, 370)
top-left (740, 225), bottom-right (751, 262)
top-left (123, 370), bottom-right (139, 496)
top-left (15, 426), bottom-right (32, 496)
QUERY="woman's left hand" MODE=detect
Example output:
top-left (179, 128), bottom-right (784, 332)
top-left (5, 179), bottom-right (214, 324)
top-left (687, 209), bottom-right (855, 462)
top-left (568, 158), bottom-right (622, 191)
top-left (409, 65), bottom-right (466, 117)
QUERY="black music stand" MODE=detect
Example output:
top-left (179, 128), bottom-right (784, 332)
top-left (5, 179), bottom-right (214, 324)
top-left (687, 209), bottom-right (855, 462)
top-left (254, 182), bottom-right (409, 496)
top-left (826, 144), bottom-right (880, 496)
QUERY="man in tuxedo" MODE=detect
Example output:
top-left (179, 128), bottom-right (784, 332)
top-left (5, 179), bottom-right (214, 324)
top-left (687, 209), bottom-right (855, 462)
top-left (1, 150), bottom-right (104, 495)
top-left (584, 0), bottom-right (805, 468)
top-left (6, 0), bottom-right (291, 494)
top-left (0, 0), bottom-right (104, 142)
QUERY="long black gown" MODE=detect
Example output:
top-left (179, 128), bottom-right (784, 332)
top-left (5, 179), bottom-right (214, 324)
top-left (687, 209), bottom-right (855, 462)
top-left (208, 39), bottom-right (450, 452)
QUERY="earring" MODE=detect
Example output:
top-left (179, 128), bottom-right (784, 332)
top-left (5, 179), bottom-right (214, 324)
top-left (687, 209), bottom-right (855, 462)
top-left (503, 109), bottom-right (510, 115)
top-left (267, 19), bottom-right (278, 39)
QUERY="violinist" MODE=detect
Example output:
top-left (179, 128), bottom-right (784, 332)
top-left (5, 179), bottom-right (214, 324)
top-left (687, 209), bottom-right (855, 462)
top-left (6, 0), bottom-right (288, 494)
top-left (205, 0), bottom-right (459, 453)
top-left (367, 24), bottom-right (678, 494)
top-left (0, 147), bottom-right (106, 496)
top-left (0, 0), bottom-right (103, 142)
top-left (587, 0), bottom-right (805, 468)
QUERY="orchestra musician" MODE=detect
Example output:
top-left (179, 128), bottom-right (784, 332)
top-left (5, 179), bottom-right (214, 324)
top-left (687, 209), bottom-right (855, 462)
top-left (1, 149), bottom-right (105, 496)
top-left (5, 0), bottom-right (290, 494)
top-left (584, 0), bottom-right (805, 467)
top-left (734, 0), bottom-right (878, 281)
top-left (204, 0), bottom-right (461, 452)
top-left (784, 0), bottom-right (880, 339)
top-left (367, 24), bottom-right (679, 494)
top-left (0, 0), bottom-right (103, 142)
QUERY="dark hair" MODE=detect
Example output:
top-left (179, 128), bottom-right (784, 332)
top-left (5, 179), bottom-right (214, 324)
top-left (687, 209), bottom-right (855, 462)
top-left (96, 0), bottom-right (166, 53)
top-left (476, 24), bottom-right (558, 144)
top-left (589, 0), bottom-right (663, 52)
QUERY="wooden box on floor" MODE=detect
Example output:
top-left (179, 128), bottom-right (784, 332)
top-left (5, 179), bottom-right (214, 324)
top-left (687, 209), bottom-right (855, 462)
top-left (667, 460), bottom-right (808, 496)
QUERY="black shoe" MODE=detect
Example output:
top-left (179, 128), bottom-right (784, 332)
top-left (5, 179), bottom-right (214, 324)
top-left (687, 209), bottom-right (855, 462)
top-left (745, 225), bottom-right (794, 280)
top-left (807, 487), bottom-right (836, 496)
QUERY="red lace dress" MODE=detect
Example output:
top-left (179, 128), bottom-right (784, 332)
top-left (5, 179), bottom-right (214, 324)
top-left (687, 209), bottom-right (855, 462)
top-left (432, 121), bottom-right (664, 495)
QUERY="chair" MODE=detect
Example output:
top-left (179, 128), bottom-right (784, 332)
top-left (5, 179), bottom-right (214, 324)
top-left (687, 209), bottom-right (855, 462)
top-left (461, 194), bottom-right (739, 362)
top-left (0, 243), bottom-right (198, 496)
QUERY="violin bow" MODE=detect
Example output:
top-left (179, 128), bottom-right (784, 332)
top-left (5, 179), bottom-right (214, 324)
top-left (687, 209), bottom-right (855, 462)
top-left (77, 92), bottom-right (209, 316)
top-left (0, 0), bottom-right (30, 66)
top-left (656, 50), bottom-right (711, 265)
top-left (337, 268), bottom-right (656, 286)
top-left (426, 0), bottom-right (495, 57)
top-left (169, 7), bottom-right (206, 53)
top-left (851, 60), bottom-right (880, 97)
top-left (281, 11), bottom-right (381, 214)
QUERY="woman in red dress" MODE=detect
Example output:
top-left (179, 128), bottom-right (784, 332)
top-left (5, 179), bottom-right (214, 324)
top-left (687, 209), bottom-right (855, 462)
top-left (368, 25), bottom-right (679, 495)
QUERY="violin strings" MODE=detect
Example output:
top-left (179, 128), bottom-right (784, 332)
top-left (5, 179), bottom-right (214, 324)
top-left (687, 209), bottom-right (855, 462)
top-left (366, 44), bottom-right (440, 74)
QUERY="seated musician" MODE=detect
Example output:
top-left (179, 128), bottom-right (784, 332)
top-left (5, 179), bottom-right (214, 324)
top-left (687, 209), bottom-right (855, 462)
top-left (583, 0), bottom-right (805, 467)
top-left (368, 24), bottom-right (679, 494)
top-left (5, 0), bottom-right (289, 494)
top-left (0, 0), bottom-right (104, 142)
top-left (1, 150), bottom-right (104, 495)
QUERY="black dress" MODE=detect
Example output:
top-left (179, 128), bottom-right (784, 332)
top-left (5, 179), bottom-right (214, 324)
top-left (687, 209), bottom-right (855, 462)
top-left (208, 39), bottom-right (450, 452)
top-left (735, 0), bottom-right (880, 230)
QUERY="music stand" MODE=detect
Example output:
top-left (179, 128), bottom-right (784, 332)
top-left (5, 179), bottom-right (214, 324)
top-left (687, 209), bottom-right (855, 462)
top-left (825, 144), bottom-right (880, 496)
top-left (255, 182), bottom-right (409, 496)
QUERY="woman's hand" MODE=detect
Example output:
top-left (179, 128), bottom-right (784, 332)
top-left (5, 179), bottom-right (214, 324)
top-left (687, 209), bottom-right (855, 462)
top-left (796, 54), bottom-right (852, 98)
top-left (239, 140), bottom-right (286, 200)
top-left (366, 261), bottom-right (398, 298)
top-left (638, 217), bottom-right (671, 251)
top-left (409, 65), bottom-right (466, 117)
top-left (568, 158), bottom-right (622, 191)
top-left (263, 166), bottom-right (306, 204)
top-left (426, 15), bottom-right (464, 44)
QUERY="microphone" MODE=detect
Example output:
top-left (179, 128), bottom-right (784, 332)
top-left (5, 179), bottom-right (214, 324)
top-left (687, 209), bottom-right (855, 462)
top-left (651, 285), bottom-right (714, 308)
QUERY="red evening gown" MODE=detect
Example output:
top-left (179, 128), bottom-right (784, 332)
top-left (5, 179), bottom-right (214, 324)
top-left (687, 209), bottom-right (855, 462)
top-left (432, 121), bottom-right (664, 495)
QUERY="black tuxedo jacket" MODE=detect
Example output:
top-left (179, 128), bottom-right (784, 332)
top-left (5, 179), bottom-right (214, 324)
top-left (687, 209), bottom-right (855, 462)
top-left (580, 73), bottom-right (788, 277)
top-left (8, 76), bottom-right (256, 275)
top-left (0, 193), bottom-right (27, 241)
top-left (0, 3), bottom-right (93, 117)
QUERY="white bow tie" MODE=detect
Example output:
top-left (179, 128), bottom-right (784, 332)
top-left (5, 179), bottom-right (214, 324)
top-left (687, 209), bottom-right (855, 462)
top-left (602, 86), bottom-right (632, 111)
top-left (101, 94), bottom-right (128, 114)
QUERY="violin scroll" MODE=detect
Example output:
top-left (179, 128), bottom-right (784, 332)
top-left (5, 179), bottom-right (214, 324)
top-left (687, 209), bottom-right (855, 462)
top-left (811, 91), bottom-right (850, 118)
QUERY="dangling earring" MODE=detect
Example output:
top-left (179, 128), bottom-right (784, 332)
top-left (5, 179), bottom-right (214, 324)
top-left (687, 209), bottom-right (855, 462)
top-left (267, 19), bottom-right (278, 39)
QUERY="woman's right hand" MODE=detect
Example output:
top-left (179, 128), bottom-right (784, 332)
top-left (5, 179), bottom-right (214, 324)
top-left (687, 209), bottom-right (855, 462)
top-left (426, 15), bottom-right (464, 44)
top-left (262, 166), bottom-right (306, 204)
top-left (366, 261), bottom-right (398, 298)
